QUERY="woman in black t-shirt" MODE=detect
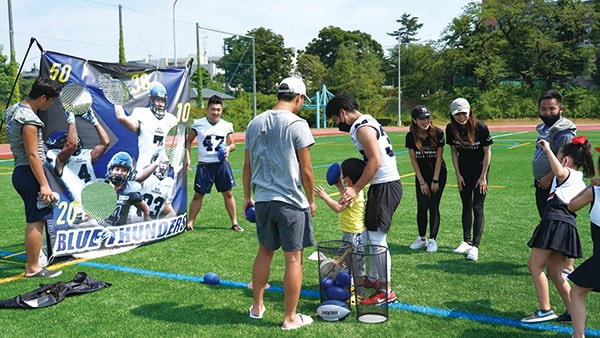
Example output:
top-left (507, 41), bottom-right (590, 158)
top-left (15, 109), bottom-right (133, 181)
top-left (405, 106), bottom-right (447, 253)
top-left (446, 98), bottom-right (493, 261)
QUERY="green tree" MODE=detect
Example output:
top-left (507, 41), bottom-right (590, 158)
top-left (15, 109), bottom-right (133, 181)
top-left (592, 0), bottom-right (600, 84)
top-left (217, 27), bottom-right (292, 95)
top-left (326, 44), bottom-right (385, 114)
top-left (216, 35), bottom-right (254, 93)
top-left (305, 26), bottom-right (384, 70)
top-left (542, 0), bottom-right (596, 87)
top-left (395, 43), bottom-right (444, 99)
top-left (0, 47), bottom-right (15, 106)
top-left (441, 2), bottom-right (508, 91)
top-left (221, 91), bottom-right (254, 130)
top-left (295, 53), bottom-right (326, 98)
top-left (189, 65), bottom-right (213, 106)
top-left (440, 0), bottom-right (597, 91)
top-left (482, 0), bottom-right (596, 88)
top-left (386, 14), bottom-right (424, 101)
top-left (389, 13), bottom-right (423, 45)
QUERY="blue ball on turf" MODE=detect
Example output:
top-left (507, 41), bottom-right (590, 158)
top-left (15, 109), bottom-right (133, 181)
top-left (245, 206), bottom-right (256, 223)
top-left (203, 272), bottom-right (220, 285)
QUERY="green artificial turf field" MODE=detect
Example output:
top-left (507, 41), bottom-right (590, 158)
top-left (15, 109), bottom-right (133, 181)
top-left (0, 129), bottom-right (598, 337)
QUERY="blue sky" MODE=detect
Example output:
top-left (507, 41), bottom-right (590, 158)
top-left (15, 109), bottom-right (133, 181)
top-left (0, 0), bottom-right (472, 69)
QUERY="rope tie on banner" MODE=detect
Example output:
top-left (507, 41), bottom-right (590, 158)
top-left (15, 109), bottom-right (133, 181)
top-left (1, 37), bottom-right (45, 131)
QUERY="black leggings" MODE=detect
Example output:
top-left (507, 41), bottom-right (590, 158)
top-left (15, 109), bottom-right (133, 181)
top-left (459, 172), bottom-right (487, 247)
top-left (415, 170), bottom-right (447, 239)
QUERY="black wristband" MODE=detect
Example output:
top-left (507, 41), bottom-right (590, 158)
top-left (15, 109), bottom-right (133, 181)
top-left (432, 179), bottom-right (439, 183)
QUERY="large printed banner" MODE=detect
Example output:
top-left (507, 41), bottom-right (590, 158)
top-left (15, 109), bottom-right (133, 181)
top-left (39, 51), bottom-right (191, 257)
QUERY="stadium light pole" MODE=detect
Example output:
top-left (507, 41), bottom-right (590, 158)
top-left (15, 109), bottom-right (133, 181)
top-left (7, 0), bottom-right (15, 63)
top-left (195, 22), bottom-right (204, 108)
top-left (397, 35), bottom-right (401, 127)
top-left (250, 35), bottom-right (256, 118)
top-left (172, 0), bottom-right (178, 66)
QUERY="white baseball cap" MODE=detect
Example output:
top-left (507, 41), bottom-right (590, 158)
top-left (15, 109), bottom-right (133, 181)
top-left (278, 77), bottom-right (311, 102)
top-left (450, 98), bottom-right (471, 115)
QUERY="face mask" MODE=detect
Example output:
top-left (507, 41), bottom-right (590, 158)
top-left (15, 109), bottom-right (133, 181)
top-left (337, 122), bottom-right (351, 132)
top-left (540, 114), bottom-right (560, 127)
top-left (110, 174), bottom-right (126, 185)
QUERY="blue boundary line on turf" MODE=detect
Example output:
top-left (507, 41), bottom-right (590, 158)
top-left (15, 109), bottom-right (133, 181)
top-left (388, 302), bottom-right (600, 336)
top-left (1, 254), bottom-right (598, 336)
top-left (76, 261), bottom-right (320, 298)
top-left (75, 261), bottom-right (599, 336)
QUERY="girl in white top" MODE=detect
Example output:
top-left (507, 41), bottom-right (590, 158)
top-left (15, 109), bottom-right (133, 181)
top-left (567, 158), bottom-right (600, 338)
top-left (522, 136), bottom-right (594, 324)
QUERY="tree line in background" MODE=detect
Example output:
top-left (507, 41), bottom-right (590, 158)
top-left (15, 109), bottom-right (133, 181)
top-left (214, 0), bottom-right (600, 129)
top-left (1, 0), bottom-right (599, 136)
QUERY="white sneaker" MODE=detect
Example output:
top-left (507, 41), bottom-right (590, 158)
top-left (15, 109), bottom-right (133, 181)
top-left (426, 239), bottom-right (438, 252)
top-left (453, 241), bottom-right (472, 254)
top-left (409, 237), bottom-right (428, 250)
top-left (466, 246), bottom-right (479, 261)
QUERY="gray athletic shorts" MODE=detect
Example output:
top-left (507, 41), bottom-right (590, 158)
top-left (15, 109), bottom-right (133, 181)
top-left (255, 201), bottom-right (315, 252)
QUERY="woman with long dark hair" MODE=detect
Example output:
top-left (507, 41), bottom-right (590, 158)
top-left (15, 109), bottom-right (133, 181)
top-left (406, 106), bottom-right (447, 253)
top-left (445, 98), bottom-right (493, 261)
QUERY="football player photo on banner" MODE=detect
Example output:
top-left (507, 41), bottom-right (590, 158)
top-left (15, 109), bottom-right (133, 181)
top-left (38, 51), bottom-right (191, 258)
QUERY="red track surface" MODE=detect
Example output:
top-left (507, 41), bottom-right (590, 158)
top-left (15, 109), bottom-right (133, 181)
top-left (2, 124), bottom-right (598, 159)
top-left (231, 123), bottom-right (600, 142)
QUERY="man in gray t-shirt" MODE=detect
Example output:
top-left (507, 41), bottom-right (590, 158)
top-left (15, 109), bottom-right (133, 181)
top-left (243, 77), bottom-right (316, 330)
top-left (532, 90), bottom-right (576, 219)
top-left (4, 76), bottom-right (63, 278)
top-left (532, 89), bottom-right (576, 278)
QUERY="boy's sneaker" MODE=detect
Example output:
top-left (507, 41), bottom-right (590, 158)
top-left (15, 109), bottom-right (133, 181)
top-left (426, 239), bottom-right (438, 252)
top-left (466, 247), bottom-right (479, 261)
top-left (363, 278), bottom-right (380, 289)
top-left (555, 311), bottom-right (571, 323)
top-left (409, 237), bottom-right (427, 250)
top-left (360, 289), bottom-right (397, 305)
top-left (521, 308), bottom-right (558, 323)
top-left (453, 241), bottom-right (472, 254)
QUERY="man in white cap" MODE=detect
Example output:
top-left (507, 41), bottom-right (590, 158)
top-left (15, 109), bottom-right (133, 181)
top-left (243, 77), bottom-right (316, 330)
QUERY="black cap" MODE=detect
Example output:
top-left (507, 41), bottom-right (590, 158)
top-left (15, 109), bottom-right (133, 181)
top-left (411, 105), bottom-right (431, 119)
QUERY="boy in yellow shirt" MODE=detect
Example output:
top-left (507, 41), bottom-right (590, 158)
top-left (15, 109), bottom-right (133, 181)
top-left (316, 158), bottom-right (367, 297)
